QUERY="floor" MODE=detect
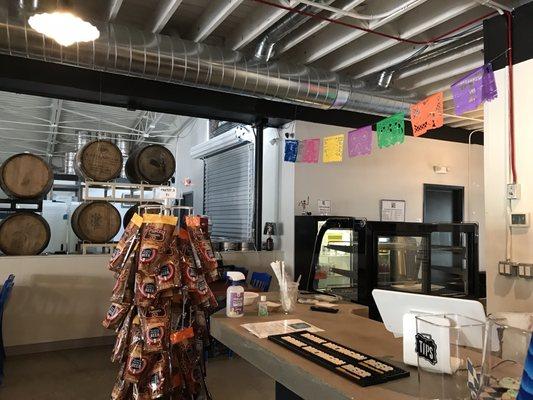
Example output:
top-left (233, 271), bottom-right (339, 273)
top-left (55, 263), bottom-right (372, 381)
top-left (0, 345), bottom-right (275, 399)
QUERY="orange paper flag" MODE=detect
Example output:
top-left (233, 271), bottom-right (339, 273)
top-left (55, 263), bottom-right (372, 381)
top-left (410, 92), bottom-right (443, 137)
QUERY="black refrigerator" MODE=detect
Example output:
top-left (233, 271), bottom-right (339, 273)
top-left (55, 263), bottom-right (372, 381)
top-left (294, 216), bottom-right (480, 320)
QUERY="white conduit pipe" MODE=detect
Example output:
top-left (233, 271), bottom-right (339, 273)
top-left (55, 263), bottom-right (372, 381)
top-left (297, 0), bottom-right (421, 21)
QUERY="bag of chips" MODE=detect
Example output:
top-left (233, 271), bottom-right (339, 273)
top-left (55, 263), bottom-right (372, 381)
top-left (185, 216), bottom-right (219, 282)
top-left (135, 272), bottom-right (158, 307)
top-left (138, 214), bottom-right (178, 275)
top-left (111, 366), bottom-right (131, 400)
top-left (109, 213), bottom-right (143, 272)
top-left (111, 306), bottom-right (136, 363)
top-left (147, 353), bottom-right (169, 399)
top-left (111, 244), bottom-right (138, 304)
top-left (103, 302), bottom-right (131, 330)
top-left (140, 306), bottom-right (170, 353)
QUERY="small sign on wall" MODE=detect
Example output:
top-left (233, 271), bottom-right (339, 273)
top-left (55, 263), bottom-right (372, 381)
top-left (318, 200), bottom-right (331, 215)
top-left (380, 199), bottom-right (406, 222)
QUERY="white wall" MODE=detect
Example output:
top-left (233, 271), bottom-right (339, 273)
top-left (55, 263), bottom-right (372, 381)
top-left (291, 120), bottom-right (486, 269)
top-left (0, 255), bottom-right (114, 347)
top-left (484, 59), bottom-right (533, 313)
top-left (173, 118), bottom-right (209, 214)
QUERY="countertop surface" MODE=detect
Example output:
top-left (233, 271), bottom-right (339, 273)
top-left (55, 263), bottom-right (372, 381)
top-left (210, 295), bottom-right (419, 400)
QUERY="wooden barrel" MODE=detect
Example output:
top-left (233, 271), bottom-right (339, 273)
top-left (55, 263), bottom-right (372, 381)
top-left (125, 145), bottom-right (175, 184)
top-left (0, 153), bottom-right (53, 199)
top-left (71, 201), bottom-right (121, 243)
top-left (75, 140), bottom-right (123, 182)
top-left (122, 203), bottom-right (159, 228)
top-left (0, 212), bottom-right (50, 255)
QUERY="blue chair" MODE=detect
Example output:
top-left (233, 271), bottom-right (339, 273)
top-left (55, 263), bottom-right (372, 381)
top-left (250, 272), bottom-right (272, 292)
top-left (0, 274), bottom-right (15, 385)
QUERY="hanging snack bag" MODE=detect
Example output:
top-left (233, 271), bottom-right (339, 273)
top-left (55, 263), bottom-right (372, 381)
top-left (185, 216), bottom-right (219, 282)
top-left (132, 383), bottom-right (152, 400)
top-left (111, 306), bottom-right (136, 363)
top-left (103, 302), bottom-right (131, 330)
top-left (109, 213), bottom-right (143, 272)
top-left (124, 331), bottom-right (151, 383)
top-left (138, 214), bottom-right (178, 275)
top-left (140, 304), bottom-right (170, 353)
top-left (111, 366), bottom-right (131, 400)
top-left (147, 353), bottom-right (170, 399)
top-left (156, 253), bottom-right (181, 293)
top-left (135, 272), bottom-right (158, 307)
top-left (111, 244), bottom-right (138, 304)
top-left (192, 274), bottom-right (218, 309)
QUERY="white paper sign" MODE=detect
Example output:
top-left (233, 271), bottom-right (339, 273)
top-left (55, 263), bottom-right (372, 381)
top-left (380, 200), bottom-right (406, 222)
top-left (154, 186), bottom-right (177, 200)
top-left (318, 200), bottom-right (331, 215)
top-left (241, 319), bottom-right (324, 339)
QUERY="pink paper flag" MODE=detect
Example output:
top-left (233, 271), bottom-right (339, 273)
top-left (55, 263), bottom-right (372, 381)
top-left (348, 126), bottom-right (373, 157)
top-left (301, 138), bottom-right (320, 163)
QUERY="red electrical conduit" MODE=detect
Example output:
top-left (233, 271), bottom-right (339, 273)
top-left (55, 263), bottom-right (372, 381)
top-left (253, 0), bottom-right (497, 45)
top-left (505, 11), bottom-right (517, 184)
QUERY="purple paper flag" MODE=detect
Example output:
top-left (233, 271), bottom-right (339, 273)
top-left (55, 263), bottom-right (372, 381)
top-left (348, 126), bottom-right (373, 157)
top-left (451, 63), bottom-right (498, 115)
top-left (301, 138), bottom-right (320, 163)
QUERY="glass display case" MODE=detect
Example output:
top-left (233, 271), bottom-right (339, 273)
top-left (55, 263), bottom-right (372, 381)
top-left (297, 216), bottom-right (480, 319)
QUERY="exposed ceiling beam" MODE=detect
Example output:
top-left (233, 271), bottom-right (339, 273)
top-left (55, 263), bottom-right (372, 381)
top-left (148, 0), bottom-right (183, 34)
top-left (106, 0), bottom-right (124, 22)
top-left (226, 0), bottom-right (300, 50)
top-left (349, 35), bottom-right (483, 79)
top-left (285, 0), bottom-right (426, 64)
top-left (186, 0), bottom-right (245, 42)
top-left (46, 99), bottom-right (63, 161)
top-left (277, 0), bottom-right (365, 54)
top-left (319, 0), bottom-right (479, 72)
top-left (447, 119), bottom-right (484, 129)
top-left (395, 52), bottom-right (484, 91)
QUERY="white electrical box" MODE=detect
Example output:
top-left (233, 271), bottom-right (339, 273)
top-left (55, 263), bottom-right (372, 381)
top-left (510, 213), bottom-right (529, 228)
top-left (498, 261), bottom-right (518, 276)
top-left (507, 183), bottom-right (521, 199)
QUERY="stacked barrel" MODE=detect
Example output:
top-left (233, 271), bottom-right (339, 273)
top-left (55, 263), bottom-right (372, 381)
top-left (72, 140), bottom-right (175, 243)
top-left (0, 154), bottom-right (53, 255)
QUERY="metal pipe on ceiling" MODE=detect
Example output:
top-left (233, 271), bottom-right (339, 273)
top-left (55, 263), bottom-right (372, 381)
top-left (0, 15), bottom-right (413, 116)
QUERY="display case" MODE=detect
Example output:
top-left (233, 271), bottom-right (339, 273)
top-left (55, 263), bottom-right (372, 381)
top-left (295, 216), bottom-right (480, 319)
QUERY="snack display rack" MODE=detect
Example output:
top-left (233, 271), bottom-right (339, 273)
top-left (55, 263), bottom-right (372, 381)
top-left (268, 331), bottom-right (409, 387)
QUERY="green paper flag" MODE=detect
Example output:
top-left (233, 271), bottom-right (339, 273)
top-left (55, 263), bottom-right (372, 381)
top-left (376, 113), bottom-right (405, 148)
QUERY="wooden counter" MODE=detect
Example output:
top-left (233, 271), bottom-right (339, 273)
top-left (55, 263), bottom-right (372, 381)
top-left (210, 297), bottom-right (420, 400)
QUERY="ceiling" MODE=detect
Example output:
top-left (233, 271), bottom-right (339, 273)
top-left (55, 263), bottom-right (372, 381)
top-left (63, 0), bottom-right (525, 131)
top-left (0, 0), bottom-right (528, 164)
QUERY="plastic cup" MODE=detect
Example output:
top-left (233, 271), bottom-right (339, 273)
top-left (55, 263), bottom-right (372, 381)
top-left (280, 282), bottom-right (299, 314)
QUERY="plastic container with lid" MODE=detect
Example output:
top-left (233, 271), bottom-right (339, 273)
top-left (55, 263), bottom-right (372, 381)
top-left (258, 295), bottom-right (269, 317)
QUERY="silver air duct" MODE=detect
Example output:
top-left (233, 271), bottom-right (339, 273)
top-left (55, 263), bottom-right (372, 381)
top-left (0, 15), bottom-right (412, 116)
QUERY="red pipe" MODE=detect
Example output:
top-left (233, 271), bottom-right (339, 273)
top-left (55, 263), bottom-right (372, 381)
top-left (253, 0), bottom-right (496, 46)
top-left (505, 11), bottom-right (517, 184)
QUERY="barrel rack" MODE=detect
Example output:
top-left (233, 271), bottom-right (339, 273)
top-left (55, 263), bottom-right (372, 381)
top-left (81, 181), bottom-right (168, 203)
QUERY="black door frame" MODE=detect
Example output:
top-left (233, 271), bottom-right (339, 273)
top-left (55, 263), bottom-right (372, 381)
top-left (422, 184), bottom-right (465, 223)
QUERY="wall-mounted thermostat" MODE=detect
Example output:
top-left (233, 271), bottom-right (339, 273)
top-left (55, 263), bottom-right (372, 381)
top-left (510, 213), bottom-right (529, 228)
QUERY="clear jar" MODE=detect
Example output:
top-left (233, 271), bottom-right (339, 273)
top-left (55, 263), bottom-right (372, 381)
top-left (280, 282), bottom-right (298, 314)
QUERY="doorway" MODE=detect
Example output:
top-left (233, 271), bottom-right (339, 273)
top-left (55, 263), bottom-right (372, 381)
top-left (423, 184), bottom-right (464, 223)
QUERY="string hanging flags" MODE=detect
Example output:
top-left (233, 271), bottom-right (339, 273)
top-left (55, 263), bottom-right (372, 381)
top-left (376, 113), bottom-right (405, 149)
top-left (451, 63), bottom-right (498, 115)
top-left (348, 126), bottom-right (373, 157)
top-left (410, 92), bottom-right (444, 137)
top-left (323, 134), bottom-right (344, 163)
top-left (284, 139), bottom-right (299, 162)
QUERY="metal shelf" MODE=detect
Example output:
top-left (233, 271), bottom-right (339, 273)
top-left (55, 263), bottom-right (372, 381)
top-left (325, 244), bottom-right (357, 254)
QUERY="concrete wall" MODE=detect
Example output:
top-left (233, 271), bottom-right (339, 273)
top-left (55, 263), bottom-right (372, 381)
top-left (484, 59), bottom-right (533, 313)
top-left (290, 120), bottom-right (486, 269)
top-left (0, 255), bottom-right (114, 348)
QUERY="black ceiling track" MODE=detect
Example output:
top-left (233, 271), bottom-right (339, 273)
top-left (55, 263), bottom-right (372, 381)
top-left (0, 54), bottom-right (481, 145)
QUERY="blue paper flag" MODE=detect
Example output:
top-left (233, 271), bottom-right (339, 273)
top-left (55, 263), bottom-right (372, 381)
top-left (284, 139), bottom-right (299, 162)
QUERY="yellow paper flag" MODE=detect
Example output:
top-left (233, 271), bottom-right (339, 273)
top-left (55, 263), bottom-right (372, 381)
top-left (323, 134), bottom-right (344, 163)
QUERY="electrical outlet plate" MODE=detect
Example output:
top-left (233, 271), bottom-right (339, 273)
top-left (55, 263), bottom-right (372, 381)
top-left (518, 263), bottom-right (533, 279)
top-left (498, 261), bottom-right (518, 276)
top-left (507, 183), bottom-right (521, 200)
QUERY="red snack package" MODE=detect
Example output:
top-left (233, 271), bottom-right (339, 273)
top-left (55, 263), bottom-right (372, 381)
top-left (110, 244), bottom-right (138, 304)
top-left (147, 353), bottom-right (169, 399)
top-left (111, 306), bottom-right (135, 363)
top-left (109, 213), bottom-right (143, 272)
top-left (124, 339), bottom-right (151, 384)
top-left (156, 254), bottom-right (181, 293)
top-left (135, 272), bottom-right (158, 307)
top-left (140, 308), bottom-right (170, 353)
top-left (102, 302), bottom-right (131, 330)
top-left (132, 383), bottom-right (152, 400)
top-left (185, 216), bottom-right (219, 282)
top-left (193, 274), bottom-right (218, 309)
top-left (138, 214), bottom-right (177, 275)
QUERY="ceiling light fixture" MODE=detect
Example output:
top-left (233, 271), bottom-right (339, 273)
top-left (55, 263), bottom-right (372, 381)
top-left (28, 11), bottom-right (99, 47)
